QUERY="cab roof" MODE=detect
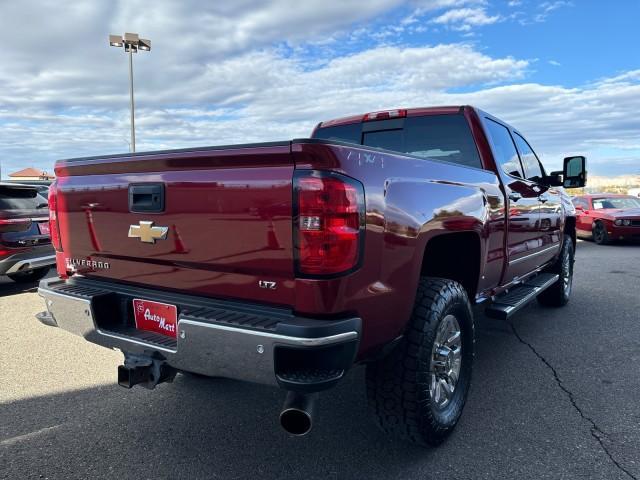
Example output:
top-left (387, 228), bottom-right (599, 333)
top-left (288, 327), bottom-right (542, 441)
top-left (317, 105), bottom-right (470, 128)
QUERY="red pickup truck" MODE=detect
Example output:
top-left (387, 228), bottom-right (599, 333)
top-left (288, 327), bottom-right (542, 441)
top-left (37, 106), bottom-right (586, 446)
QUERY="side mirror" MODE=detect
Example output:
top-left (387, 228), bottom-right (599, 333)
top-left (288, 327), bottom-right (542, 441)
top-left (574, 204), bottom-right (584, 212)
top-left (563, 156), bottom-right (587, 188)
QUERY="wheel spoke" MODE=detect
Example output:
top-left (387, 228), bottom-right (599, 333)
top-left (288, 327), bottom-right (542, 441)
top-left (445, 330), bottom-right (461, 347)
top-left (439, 378), bottom-right (452, 399)
top-left (434, 378), bottom-right (442, 404)
top-left (429, 314), bottom-right (463, 408)
top-left (450, 347), bottom-right (461, 364)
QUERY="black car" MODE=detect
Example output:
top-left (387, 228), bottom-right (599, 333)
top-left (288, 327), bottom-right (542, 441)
top-left (0, 183), bottom-right (55, 283)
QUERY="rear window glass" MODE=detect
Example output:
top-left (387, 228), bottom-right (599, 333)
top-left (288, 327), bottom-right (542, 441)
top-left (0, 186), bottom-right (47, 210)
top-left (314, 114), bottom-right (482, 169)
top-left (313, 122), bottom-right (361, 144)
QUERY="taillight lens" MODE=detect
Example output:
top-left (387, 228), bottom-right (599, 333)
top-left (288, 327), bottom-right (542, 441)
top-left (48, 181), bottom-right (63, 251)
top-left (363, 109), bottom-right (407, 122)
top-left (294, 172), bottom-right (364, 276)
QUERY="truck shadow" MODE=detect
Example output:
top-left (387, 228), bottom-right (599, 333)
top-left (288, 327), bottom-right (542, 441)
top-left (0, 280), bottom-right (40, 297)
top-left (0, 270), bottom-right (55, 298)
top-left (1, 315), bottom-right (544, 480)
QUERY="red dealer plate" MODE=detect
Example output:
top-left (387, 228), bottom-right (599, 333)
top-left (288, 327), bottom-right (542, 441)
top-left (38, 222), bottom-right (50, 235)
top-left (132, 298), bottom-right (178, 338)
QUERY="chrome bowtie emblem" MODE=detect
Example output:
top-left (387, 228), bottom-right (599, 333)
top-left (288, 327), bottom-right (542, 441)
top-left (128, 221), bottom-right (168, 244)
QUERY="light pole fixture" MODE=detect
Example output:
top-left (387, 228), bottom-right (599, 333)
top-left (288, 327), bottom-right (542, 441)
top-left (108, 33), bottom-right (151, 153)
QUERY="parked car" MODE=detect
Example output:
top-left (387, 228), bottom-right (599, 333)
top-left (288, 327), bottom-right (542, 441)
top-left (36, 106), bottom-right (586, 446)
top-left (4, 180), bottom-right (51, 199)
top-left (32, 185), bottom-right (50, 199)
top-left (572, 194), bottom-right (640, 244)
top-left (0, 183), bottom-right (55, 283)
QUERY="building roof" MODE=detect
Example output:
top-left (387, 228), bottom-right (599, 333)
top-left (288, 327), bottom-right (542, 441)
top-left (8, 167), bottom-right (55, 179)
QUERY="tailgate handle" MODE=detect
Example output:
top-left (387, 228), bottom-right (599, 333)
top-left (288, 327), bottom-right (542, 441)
top-left (129, 184), bottom-right (165, 213)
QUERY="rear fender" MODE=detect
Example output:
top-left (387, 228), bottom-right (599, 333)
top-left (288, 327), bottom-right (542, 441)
top-left (382, 179), bottom-right (489, 324)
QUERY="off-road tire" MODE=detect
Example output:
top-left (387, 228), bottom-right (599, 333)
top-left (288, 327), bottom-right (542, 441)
top-left (537, 234), bottom-right (574, 307)
top-left (366, 277), bottom-right (474, 446)
top-left (592, 221), bottom-right (610, 245)
top-left (7, 266), bottom-right (50, 284)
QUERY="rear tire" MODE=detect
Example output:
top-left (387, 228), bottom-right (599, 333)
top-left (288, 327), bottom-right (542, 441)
top-left (366, 277), bottom-right (474, 446)
top-left (7, 266), bottom-right (50, 284)
top-left (537, 234), bottom-right (574, 307)
top-left (592, 221), bottom-right (610, 245)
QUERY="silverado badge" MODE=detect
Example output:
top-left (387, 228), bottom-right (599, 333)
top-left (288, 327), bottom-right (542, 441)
top-left (128, 221), bottom-right (168, 244)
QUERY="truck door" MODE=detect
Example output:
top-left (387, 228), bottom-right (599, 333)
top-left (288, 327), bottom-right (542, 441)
top-left (482, 118), bottom-right (543, 279)
top-left (512, 132), bottom-right (562, 266)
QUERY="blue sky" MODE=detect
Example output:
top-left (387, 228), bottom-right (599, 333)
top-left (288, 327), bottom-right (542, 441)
top-left (0, 0), bottom-right (639, 178)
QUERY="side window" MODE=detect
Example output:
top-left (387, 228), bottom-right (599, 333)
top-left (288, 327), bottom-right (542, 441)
top-left (484, 119), bottom-right (523, 178)
top-left (513, 133), bottom-right (543, 182)
top-left (571, 198), bottom-right (588, 209)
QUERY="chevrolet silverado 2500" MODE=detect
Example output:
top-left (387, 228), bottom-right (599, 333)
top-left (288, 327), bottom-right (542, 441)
top-left (37, 106), bottom-right (586, 445)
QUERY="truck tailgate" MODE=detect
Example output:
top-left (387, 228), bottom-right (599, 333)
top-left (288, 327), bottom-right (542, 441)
top-left (54, 143), bottom-right (296, 305)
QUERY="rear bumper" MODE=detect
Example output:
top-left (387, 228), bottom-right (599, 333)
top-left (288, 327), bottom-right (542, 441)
top-left (0, 246), bottom-right (55, 275)
top-left (37, 277), bottom-right (360, 392)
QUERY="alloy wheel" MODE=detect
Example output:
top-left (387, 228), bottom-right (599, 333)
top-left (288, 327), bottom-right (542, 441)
top-left (429, 314), bottom-right (462, 408)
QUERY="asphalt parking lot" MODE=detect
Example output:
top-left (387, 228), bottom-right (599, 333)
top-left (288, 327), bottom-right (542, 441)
top-left (1, 240), bottom-right (638, 480)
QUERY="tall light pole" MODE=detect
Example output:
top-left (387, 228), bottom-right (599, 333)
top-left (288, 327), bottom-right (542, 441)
top-left (109, 33), bottom-right (151, 153)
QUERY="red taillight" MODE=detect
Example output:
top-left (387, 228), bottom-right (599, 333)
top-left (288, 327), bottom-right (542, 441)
top-left (363, 109), bottom-right (407, 122)
top-left (294, 172), bottom-right (364, 276)
top-left (48, 181), bottom-right (63, 251)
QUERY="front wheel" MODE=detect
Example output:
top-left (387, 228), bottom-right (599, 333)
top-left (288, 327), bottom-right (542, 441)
top-left (7, 266), bottom-right (50, 284)
top-left (366, 277), bottom-right (474, 446)
top-left (537, 234), bottom-right (574, 307)
top-left (592, 221), bottom-right (610, 245)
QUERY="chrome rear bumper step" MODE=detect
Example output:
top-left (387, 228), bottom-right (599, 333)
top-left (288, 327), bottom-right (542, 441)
top-left (37, 277), bottom-right (360, 390)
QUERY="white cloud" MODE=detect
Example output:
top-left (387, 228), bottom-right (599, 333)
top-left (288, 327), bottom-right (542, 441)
top-left (533, 0), bottom-right (573, 22)
top-left (443, 75), bottom-right (640, 172)
top-left (0, 42), bottom-right (529, 169)
top-left (0, 0), bottom-right (637, 179)
top-left (430, 7), bottom-right (502, 31)
top-left (412, 0), bottom-right (487, 10)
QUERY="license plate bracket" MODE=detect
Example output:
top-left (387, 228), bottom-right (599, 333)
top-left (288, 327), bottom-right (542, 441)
top-left (132, 298), bottom-right (178, 338)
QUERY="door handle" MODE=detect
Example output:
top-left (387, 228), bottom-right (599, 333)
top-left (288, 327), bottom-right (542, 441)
top-left (508, 192), bottom-right (522, 202)
top-left (128, 183), bottom-right (165, 213)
